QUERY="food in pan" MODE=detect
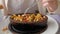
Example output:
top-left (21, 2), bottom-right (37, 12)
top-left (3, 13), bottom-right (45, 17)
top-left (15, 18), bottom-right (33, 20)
top-left (10, 13), bottom-right (48, 24)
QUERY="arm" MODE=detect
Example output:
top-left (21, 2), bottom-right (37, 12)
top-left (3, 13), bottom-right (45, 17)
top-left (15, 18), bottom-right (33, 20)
top-left (2, 0), bottom-right (8, 16)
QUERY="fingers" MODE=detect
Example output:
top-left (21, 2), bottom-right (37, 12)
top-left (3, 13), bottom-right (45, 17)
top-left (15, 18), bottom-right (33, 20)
top-left (42, 0), bottom-right (58, 12)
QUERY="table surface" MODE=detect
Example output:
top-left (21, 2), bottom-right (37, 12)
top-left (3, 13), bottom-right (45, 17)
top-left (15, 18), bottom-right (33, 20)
top-left (0, 12), bottom-right (60, 34)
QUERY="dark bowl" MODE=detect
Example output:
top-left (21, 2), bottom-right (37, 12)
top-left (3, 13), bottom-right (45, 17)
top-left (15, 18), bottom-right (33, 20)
top-left (9, 13), bottom-right (48, 34)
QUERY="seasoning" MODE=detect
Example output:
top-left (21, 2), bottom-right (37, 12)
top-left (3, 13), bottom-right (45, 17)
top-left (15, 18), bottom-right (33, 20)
top-left (0, 5), bottom-right (4, 9)
top-left (2, 26), bottom-right (8, 32)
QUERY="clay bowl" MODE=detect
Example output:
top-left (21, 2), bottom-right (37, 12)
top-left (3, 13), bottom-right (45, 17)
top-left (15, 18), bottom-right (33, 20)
top-left (9, 13), bottom-right (48, 34)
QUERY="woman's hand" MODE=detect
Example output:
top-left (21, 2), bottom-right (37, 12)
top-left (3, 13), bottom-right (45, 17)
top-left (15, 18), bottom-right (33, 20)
top-left (42, 0), bottom-right (58, 12)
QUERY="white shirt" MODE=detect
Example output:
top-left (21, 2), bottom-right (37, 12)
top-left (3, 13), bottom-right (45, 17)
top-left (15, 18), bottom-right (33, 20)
top-left (3, 0), bottom-right (38, 15)
top-left (2, 0), bottom-right (59, 15)
top-left (3, 0), bottom-right (46, 15)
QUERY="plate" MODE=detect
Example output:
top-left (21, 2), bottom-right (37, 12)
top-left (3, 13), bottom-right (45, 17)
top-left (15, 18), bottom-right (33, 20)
top-left (0, 16), bottom-right (59, 34)
top-left (42, 16), bottom-right (59, 34)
